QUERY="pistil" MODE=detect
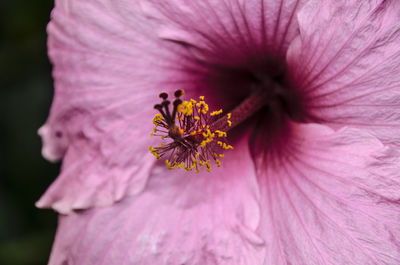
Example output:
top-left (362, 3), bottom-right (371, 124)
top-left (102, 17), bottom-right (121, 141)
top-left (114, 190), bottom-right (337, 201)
top-left (149, 87), bottom-right (271, 172)
top-left (210, 88), bottom-right (270, 133)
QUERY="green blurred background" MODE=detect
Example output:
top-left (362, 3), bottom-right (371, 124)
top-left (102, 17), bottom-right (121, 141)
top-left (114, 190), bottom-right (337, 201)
top-left (0, 1), bottom-right (59, 264)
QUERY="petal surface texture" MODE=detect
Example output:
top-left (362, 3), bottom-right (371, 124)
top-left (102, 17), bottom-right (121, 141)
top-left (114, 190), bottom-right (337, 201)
top-left (37, 0), bottom-right (165, 212)
top-left (48, 135), bottom-right (265, 265)
top-left (48, 123), bottom-right (400, 265)
top-left (257, 123), bottom-right (400, 265)
top-left (38, 0), bottom-right (306, 212)
top-left (287, 0), bottom-right (400, 147)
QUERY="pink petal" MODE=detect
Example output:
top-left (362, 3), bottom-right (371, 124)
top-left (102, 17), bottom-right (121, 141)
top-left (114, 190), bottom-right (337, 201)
top-left (141, 0), bottom-right (308, 108)
top-left (287, 0), bottom-right (400, 147)
top-left (143, 0), bottom-right (306, 58)
top-left (47, 134), bottom-right (265, 265)
top-left (37, 0), bottom-right (175, 212)
top-left (38, 0), bottom-right (308, 212)
top-left (257, 123), bottom-right (400, 264)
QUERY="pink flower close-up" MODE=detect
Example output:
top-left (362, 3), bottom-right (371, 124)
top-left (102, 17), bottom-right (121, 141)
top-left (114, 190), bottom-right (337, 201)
top-left (38, 0), bottom-right (400, 264)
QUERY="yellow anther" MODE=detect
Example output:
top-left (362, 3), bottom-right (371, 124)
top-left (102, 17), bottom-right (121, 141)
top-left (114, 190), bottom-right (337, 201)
top-left (223, 143), bottom-right (234, 150)
top-left (177, 104), bottom-right (183, 112)
top-left (215, 130), bottom-right (227, 137)
top-left (202, 129), bottom-right (211, 138)
top-left (210, 109), bottom-right (223, 116)
top-left (150, 90), bottom-right (233, 173)
top-left (149, 145), bottom-right (160, 159)
top-left (166, 160), bottom-right (176, 169)
top-left (178, 100), bottom-right (194, 116)
top-left (150, 132), bottom-right (154, 137)
top-left (205, 160), bottom-right (211, 172)
top-left (153, 114), bottom-right (163, 125)
top-left (196, 96), bottom-right (209, 114)
top-left (227, 113), bottom-right (231, 119)
top-left (201, 138), bottom-right (214, 148)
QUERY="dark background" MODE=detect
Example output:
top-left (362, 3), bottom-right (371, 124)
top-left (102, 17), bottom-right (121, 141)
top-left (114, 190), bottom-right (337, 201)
top-left (0, 1), bottom-right (59, 264)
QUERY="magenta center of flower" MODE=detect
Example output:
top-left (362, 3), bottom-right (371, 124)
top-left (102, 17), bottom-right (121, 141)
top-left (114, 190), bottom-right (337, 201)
top-left (194, 53), bottom-right (311, 156)
top-left (152, 29), bottom-right (312, 171)
top-left (148, 72), bottom-right (302, 172)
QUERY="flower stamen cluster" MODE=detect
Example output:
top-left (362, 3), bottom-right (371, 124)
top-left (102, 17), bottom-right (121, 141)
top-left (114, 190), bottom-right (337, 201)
top-left (149, 90), bottom-right (232, 172)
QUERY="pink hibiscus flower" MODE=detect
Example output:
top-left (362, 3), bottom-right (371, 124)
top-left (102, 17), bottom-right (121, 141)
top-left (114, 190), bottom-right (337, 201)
top-left (38, 0), bottom-right (400, 264)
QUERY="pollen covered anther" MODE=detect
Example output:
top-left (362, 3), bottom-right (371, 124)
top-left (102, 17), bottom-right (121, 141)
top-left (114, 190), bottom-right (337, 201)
top-left (149, 88), bottom-right (271, 172)
top-left (149, 90), bottom-right (232, 173)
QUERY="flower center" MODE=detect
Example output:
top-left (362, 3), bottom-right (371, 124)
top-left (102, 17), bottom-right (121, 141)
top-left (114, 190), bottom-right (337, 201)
top-left (149, 87), bottom-right (271, 172)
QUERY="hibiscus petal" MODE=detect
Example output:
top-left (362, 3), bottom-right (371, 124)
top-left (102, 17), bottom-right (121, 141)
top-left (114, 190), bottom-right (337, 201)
top-left (47, 134), bottom-right (265, 265)
top-left (287, 0), bottom-right (400, 147)
top-left (37, 0), bottom-right (200, 212)
top-left (140, 0), bottom-right (308, 105)
top-left (257, 123), bottom-right (400, 264)
top-left (39, 0), bottom-right (308, 212)
top-left (143, 0), bottom-right (306, 58)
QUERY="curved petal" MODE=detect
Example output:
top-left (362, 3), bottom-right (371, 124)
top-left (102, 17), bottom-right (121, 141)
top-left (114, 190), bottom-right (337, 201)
top-left (141, 0), bottom-right (308, 108)
top-left (257, 123), bottom-right (400, 264)
top-left (39, 0), bottom-right (308, 212)
top-left (143, 0), bottom-right (305, 58)
top-left (47, 134), bottom-right (265, 265)
top-left (287, 0), bottom-right (400, 147)
top-left (37, 0), bottom-right (179, 212)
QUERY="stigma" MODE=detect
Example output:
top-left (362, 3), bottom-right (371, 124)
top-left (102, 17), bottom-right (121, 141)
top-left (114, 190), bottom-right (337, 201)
top-left (149, 90), bottom-right (233, 173)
